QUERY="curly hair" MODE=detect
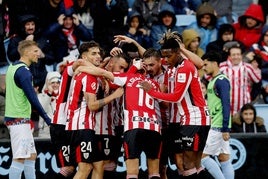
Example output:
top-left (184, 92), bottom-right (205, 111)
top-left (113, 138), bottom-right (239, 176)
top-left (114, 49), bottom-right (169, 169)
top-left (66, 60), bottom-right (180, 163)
top-left (158, 29), bottom-right (183, 50)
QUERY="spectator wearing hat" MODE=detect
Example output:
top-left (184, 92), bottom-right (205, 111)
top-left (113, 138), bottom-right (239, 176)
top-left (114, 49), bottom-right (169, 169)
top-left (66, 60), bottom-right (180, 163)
top-left (206, 23), bottom-right (245, 63)
top-left (185, 2), bottom-right (218, 52)
top-left (44, 8), bottom-right (92, 69)
top-left (181, 28), bottom-right (204, 58)
top-left (7, 14), bottom-right (55, 92)
top-left (150, 3), bottom-right (183, 50)
top-left (38, 71), bottom-right (61, 138)
top-left (123, 10), bottom-right (151, 49)
top-left (182, 28), bottom-right (204, 78)
top-left (233, 3), bottom-right (265, 51)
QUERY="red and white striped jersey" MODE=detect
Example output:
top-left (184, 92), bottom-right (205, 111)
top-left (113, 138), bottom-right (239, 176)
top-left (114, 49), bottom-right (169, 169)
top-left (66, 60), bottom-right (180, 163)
top-left (165, 67), bottom-right (179, 124)
top-left (52, 63), bottom-right (74, 125)
top-left (113, 73), bottom-right (161, 133)
top-left (113, 96), bottom-right (124, 127)
top-left (95, 101), bottom-right (115, 135)
top-left (94, 79), bottom-right (116, 135)
top-left (65, 72), bottom-right (98, 130)
top-left (220, 59), bottom-right (261, 115)
top-left (148, 59), bottom-right (210, 126)
top-left (148, 69), bottom-right (169, 128)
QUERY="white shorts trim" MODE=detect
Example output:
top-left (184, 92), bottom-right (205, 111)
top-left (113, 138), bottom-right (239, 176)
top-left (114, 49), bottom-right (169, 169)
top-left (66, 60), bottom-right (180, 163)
top-left (8, 123), bottom-right (36, 159)
top-left (202, 129), bottom-right (230, 155)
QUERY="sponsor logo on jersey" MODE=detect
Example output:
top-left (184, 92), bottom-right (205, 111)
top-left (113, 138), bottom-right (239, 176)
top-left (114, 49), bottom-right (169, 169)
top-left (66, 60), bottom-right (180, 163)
top-left (132, 116), bottom-right (159, 124)
top-left (177, 73), bottom-right (186, 83)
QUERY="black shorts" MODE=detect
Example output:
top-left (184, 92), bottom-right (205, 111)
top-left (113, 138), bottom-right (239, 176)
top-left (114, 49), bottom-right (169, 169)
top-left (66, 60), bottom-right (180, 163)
top-left (180, 125), bottom-right (210, 152)
top-left (167, 123), bottom-right (183, 155)
top-left (70, 129), bottom-right (102, 164)
top-left (160, 128), bottom-right (169, 165)
top-left (95, 134), bottom-right (118, 161)
top-left (50, 124), bottom-right (74, 167)
top-left (114, 125), bottom-right (124, 160)
top-left (123, 128), bottom-right (162, 160)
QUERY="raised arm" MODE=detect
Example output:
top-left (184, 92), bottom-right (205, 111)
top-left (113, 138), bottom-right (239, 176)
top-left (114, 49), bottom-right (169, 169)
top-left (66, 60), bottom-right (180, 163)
top-left (114, 35), bottom-right (146, 57)
top-left (180, 45), bottom-right (204, 69)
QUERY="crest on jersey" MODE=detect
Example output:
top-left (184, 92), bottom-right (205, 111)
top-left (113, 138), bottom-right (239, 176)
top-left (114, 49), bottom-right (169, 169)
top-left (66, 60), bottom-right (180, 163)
top-left (104, 149), bottom-right (110, 155)
top-left (83, 152), bottom-right (89, 159)
top-left (177, 73), bottom-right (186, 83)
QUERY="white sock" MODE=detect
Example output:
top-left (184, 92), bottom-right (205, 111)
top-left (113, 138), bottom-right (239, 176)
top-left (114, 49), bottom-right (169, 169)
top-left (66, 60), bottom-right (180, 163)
top-left (24, 160), bottom-right (36, 179)
top-left (9, 161), bottom-right (24, 179)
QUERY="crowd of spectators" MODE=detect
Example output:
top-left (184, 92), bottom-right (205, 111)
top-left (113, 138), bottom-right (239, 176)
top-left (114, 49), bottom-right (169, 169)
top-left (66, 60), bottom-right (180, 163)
top-left (1, 0), bottom-right (268, 139)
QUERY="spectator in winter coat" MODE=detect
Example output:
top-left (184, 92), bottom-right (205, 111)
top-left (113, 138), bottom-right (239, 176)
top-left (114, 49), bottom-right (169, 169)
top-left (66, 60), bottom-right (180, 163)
top-left (124, 10), bottom-right (151, 49)
top-left (186, 2), bottom-right (218, 52)
top-left (182, 28), bottom-right (204, 78)
top-left (150, 3), bottom-right (183, 50)
top-left (38, 71), bottom-right (61, 138)
top-left (206, 23), bottom-right (241, 62)
top-left (44, 8), bottom-right (92, 68)
top-left (7, 14), bottom-right (55, 91)
top-left (232, 103), bottom-right (267, 133)
top-left (182, 28), bottom-right (204, 58)
top-left (233, 3), bottom-right (265, 50)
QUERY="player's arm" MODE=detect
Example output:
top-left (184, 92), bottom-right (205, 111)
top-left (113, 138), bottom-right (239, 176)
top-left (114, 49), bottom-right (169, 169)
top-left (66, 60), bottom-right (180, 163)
top-left (215, 77), bottom-right (231, 132)
top-left (84, 87), bottom-right (124, 111)
top-left (113, 35), bottom-right (146, 57)
top-left (15, 67), bottom-right (51, 125)
top-left (180, 45), bottom-right (204, 69)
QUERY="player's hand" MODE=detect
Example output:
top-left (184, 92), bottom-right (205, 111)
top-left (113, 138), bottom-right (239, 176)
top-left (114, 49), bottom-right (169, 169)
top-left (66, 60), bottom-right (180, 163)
top-left (72, 14), bottom-right (80, 26)
top-left (139, 81), bottom-right (152, 92)
top-left (114, 35), bottom-right (134, 45)
top-left (110, 47), bottom-right (123, 56)
top-left (222, 132), bottom-right (230, 141)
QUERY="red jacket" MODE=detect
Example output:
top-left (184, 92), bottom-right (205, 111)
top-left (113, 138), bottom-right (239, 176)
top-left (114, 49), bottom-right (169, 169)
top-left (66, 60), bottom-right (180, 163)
top-left (233, 4), bottom-right (264, 50)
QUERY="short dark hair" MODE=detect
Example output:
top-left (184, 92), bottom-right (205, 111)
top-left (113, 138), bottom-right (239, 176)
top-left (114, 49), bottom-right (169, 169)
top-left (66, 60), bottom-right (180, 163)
top-left (114, 52), bottom-right (132, 65)
top-left (78, 41), bottom-right (100, 55)
top-left (143, 48), bottom-right (161, 60)
top-left (202, 51), bottom-right (222, 65)
top-left (223, 41), bottom-right (242, 55)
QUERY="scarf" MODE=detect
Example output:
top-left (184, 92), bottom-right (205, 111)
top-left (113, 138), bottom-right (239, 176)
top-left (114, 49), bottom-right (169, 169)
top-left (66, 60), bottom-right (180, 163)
top-left (62, 28), bottom-right (77, 50)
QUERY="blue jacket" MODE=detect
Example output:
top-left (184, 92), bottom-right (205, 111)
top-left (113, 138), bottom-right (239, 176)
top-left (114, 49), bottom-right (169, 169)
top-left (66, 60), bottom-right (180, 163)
top-left (44, 21), bottom-right (92, 62)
